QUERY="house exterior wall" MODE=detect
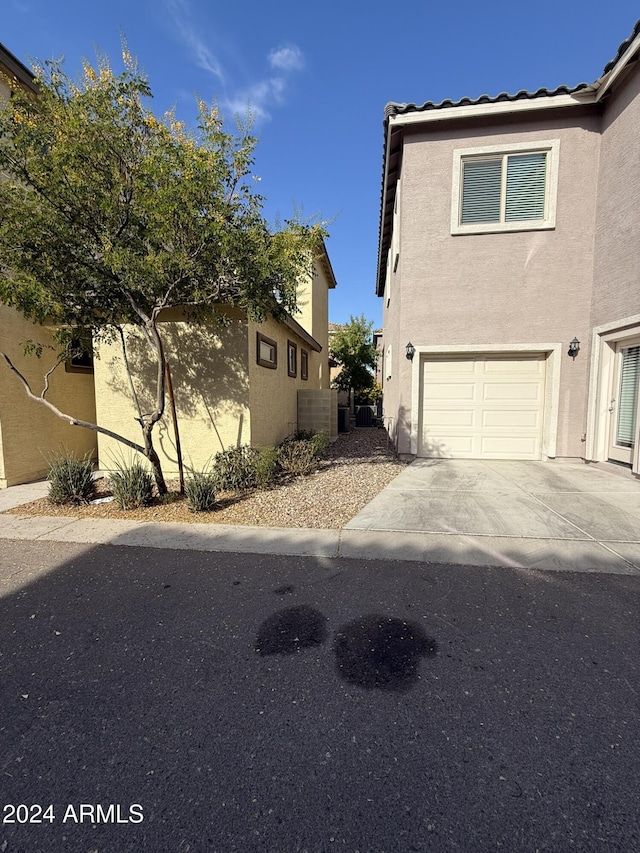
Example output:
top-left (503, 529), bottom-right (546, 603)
top-left (591, 68), bottom-right (640, 328)
top-left (0, 306), bottom-right (97, 487)
top-left (296, 259), bottom-right (332, 389)
top-left (384, 113), bottom-right (601, 457)
top-left (94, 308), bottom-right (251, 477)
top-left (1, 50), bottom-right (97, 486)
top-left (247, 315), bottom-right (324, 447)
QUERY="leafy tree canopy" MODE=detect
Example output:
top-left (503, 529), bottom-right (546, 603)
top-left (330, 314), bottom-right (378, 402)
top-left (0, 48), bottom-right (326, 491)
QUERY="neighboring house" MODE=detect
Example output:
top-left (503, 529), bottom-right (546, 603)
top-left (377, 19), bottom-right (640, 475)
top-left (0, 41), bottom-right (338, 486)
top-left (0, 43), bottom-right (97, 487)
top-left (93, 245), bottom-right (337, 477)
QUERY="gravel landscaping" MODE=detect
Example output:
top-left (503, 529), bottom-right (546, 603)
top-left (6, 428), bottom-right (406, 529)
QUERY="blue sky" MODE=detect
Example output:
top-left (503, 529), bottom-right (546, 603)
top-left (3, 1), bottom-right (640, 328)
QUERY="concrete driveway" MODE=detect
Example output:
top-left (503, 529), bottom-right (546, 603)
top-left (344, 459), bottom-right (640, 573)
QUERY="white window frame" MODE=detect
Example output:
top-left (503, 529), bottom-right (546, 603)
top-left (451, 139), bottom-right (560, 235)
top-left (391, 178), bottom-right (401, 272)
top-left (385, 344), bottom-right (392, 381)
top-left (385, 248), bottom-right (392, 307)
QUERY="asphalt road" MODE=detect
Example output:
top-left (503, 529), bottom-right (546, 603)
top-left (1, 540), bottom-right (639, 852)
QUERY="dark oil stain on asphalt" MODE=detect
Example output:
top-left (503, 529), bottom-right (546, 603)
top-left (273, 584), bottom-right (296, 596)
top-left (334, 614), bottom-right (437, 692)
top-left (255, 605), bottom-right (328, 655)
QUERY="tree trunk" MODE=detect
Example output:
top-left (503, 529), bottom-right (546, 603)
top-left (142, 421), bottom-right (167, 495)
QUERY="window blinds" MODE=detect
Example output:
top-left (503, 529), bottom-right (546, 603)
top-left (461, 159), bottom-right (502, 223)
top-left (616, 345), bottom-right (640, 448)
top-left (461, 152), bottom-right (547, 224)
top-left (505, 153), bottom-right (546, 221)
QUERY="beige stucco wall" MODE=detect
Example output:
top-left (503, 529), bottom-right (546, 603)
top-left (591, 67), bottom-right (640, 328)
top-left (0, 306), bottom-right (97, 486)
top-left (248, 315), bottom-right (325, 447)
top-left (94, 308), bottom-right (250, 477)
top-left (94, 297), bottom-right (330, 480)
top-left (384, 112), bottom-right (601, 457)
top-left (294, 258), bottom-right (332, 389)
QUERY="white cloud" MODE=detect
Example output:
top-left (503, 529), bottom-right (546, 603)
top-left (164, 0), bottom-right (225, 82)
top-left (268, 45), bottom-right (304, 72)
top-left (163, 0), bottom-right (305, 122)
top-left (224, 76), bottom-right (288, 121)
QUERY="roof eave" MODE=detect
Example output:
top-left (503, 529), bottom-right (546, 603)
top-left (375, 89), bottom-right (597, 297)
top-left (282, 314), bottom-right (323, 352)
top-left (0, 42), bottom-right (38, 94)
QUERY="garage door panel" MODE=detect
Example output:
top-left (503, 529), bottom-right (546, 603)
top-left (425, 410), bottom-right (476, 427)
top-left (483, 382), bottom-right (542, 401)
top-left (483, 358), bottom-right (544, 376)
top-left (427, 383), bottom-right (477, 401)
top-left (426, 435), bottom-right (475, 455)
top-left (420, 354), bottom-right (545, 460)
top-left (428, 360), bottom-right (476, 374)
top-left (482, 410), bottom-right (540, 428)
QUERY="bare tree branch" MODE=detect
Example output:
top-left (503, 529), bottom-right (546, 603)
top-left (1, 351), bottom-right (147, 456)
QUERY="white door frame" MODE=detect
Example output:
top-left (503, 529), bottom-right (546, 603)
top-left (586, 314), bottom-right (640, 473)
top-left (409, 343), bottom-right (563, 459)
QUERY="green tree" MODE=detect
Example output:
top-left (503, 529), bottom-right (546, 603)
top-left (0, 50), bottom-right (325, 493)
top-left (330, 314), bottom-right (378, 404)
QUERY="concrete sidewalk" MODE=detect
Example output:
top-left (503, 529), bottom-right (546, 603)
top-left (2, 462), bottom-right (640, 573)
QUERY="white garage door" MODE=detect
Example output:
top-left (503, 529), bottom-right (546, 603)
top-left (419, 354), bottom-right (546, 459)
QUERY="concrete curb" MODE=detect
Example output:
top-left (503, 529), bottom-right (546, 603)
top-left (2, 475), bottom-right (640, 574)
top-left (2, 513), bottom-right (640, 574)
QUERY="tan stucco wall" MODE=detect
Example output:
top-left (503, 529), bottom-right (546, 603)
top-left (592, 67), bottom-right (640, 328)
top-left (0, 306), bottom-right (97, 486)
top-left (294, 259), bottom-right (332, 389)
top-left (94, 308), bottom-right (250, 477)
top-left (385, 113), bottom-right (601, 457)
top-left (248, 315), bottom-right (325, 447)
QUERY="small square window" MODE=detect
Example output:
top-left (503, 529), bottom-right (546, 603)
top-left (257, 332), bottom-right (277, 369)
top-left (301, 349), bottom-right (309, 380)
top-left (287, 340), bottom-right (297, 377)
top-left (65, 339), bottom-right (94, 373)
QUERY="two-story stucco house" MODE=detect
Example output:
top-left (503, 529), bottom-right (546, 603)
top-left (377, 19), bottom-right (640, 477)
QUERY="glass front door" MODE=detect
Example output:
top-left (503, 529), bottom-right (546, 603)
top-left (608, 340), bottom-right (640, 466)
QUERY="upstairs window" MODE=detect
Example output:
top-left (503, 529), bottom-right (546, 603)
top-left (452, 140), bottom-right (559, 235)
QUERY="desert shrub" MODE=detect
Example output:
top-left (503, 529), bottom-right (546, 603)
top-left (212, 445), bottom-right (259, 492)
top-left (309, 430), bottom-right (331, 459)
top-left (184, 468), bottom-right (217, 512)
top-left (109, 459), bottom-right (155, 509)
top-left (278, 438), bottom-right (319, 476)
top-left (47, 452), bottom-right (95, 505)
top-left (254, 447), bottom-right (280, 489)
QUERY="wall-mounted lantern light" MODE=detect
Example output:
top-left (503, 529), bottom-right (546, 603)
top-left (568, 337), bottom-right (580, 359)
top-left (405, 342), bottom-right (415, 361)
